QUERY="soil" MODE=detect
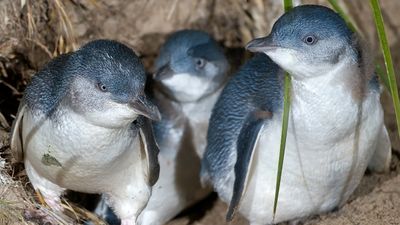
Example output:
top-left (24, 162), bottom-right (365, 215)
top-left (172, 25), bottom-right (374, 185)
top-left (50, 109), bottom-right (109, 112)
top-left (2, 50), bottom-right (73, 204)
top-left (1, 0), bottom-right (400, 225)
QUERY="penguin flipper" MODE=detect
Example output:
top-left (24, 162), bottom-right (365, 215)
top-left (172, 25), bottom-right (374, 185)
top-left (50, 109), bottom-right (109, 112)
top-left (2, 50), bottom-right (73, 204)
top-left (368, 126), bottom-right (391, 173)
top-left (226, 110), bottom-right (271, 221)
top-left (138, 116), bottom-right (161, 186)
top-left (10, 100), bottom-right (27, 162)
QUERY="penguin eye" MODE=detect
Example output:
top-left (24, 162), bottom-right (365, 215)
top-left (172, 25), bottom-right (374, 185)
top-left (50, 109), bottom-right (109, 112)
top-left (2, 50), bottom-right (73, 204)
top-left (97, 83), bottom-right (107, 92)
top-left (303, 35), bottom-right (317, 45)
top-left (195, 58), bottom-right (205, 69)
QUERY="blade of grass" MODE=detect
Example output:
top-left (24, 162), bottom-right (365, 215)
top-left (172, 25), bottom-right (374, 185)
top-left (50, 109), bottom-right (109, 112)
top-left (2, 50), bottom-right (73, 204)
top-left (283, 0), bottom-right (293, 12)
top-left (327, 0), bottom-right (357, 32)
top-left (273, 73), bottom-right (291, 217)
top-left (376, 63), bottom-right (390, 91)
top-left (273, 0), bottom-right (293, 218)
top-left (370, 0), bottom-right (400, 139)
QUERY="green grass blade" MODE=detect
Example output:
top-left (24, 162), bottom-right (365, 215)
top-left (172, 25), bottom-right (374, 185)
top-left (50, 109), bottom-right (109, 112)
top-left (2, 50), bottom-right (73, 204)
top-left (273, 0), bottom-right (293, 218)
top-left (327, 0), bottom-right (357, 32)
top-left (273, 73), bottom-right (291, 217)
top-left (370, 0), bottom-right (400, 139)
top-left (283, 0), bottom-right (293, 12)
top-left (376, 63), bottom-right (390, 91)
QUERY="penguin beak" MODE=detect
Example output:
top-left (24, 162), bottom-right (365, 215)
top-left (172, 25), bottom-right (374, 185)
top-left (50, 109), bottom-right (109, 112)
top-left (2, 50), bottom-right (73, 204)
top-left (246, 35), bottom-right (278, 53)
top-left (129, 95), bottom-right (161, 121)
top-left (153, 64), bottom-right (174, 81)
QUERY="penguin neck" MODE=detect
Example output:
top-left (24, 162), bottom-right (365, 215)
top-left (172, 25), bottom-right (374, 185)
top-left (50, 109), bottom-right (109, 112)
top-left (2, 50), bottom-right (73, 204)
top-left (290, 56), bottom-right (366, 104)
top-left (187, 80), bottom-right (225, 103)
top-left (156, 78), bottom-right (225, 105)
top-left (288, 59), bottom-right (367, 145)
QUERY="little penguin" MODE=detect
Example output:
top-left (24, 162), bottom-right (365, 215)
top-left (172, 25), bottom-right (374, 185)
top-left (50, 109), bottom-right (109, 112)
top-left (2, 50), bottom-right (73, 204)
top-left (10, 40), bottom-right (161, 225)
top-left (141, 29), bottom-right (229, 225)
top-left (93, 29), bottom-right (230, 225)
top-left (201, 5), bottom-right (391, 225)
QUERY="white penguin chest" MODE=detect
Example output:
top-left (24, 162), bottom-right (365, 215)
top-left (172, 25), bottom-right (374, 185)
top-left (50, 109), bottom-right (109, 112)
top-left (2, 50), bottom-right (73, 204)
top-left (23, 109), bottom-right (144, 192)
top-left (137, 90), bottom-right (221, 224)
top-left (238, 79), bottom-right (383, 224)
top-left (181, 89), bottom-right (221, 157)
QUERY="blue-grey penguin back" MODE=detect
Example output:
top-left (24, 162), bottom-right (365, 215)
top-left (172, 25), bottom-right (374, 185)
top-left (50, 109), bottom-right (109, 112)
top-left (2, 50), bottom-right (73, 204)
top-left (24, 53), bottom-right (74, 116)
top-left (201, 53), bottom-right (283, 189)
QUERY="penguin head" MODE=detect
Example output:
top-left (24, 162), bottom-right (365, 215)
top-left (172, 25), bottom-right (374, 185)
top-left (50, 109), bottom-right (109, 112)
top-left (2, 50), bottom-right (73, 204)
top-left (246, 5), bottom-right (357, 79)
top-left (64, 40), bottom-right (160, 127)
top-left (154, 30), bottom-right (229, 102)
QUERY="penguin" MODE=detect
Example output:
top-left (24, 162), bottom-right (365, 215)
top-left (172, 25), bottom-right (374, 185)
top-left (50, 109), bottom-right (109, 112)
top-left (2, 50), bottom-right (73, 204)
top-left (10, 40), bottom-right (161, 225)
top-left (201, 5), bottom-right (391, 225)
